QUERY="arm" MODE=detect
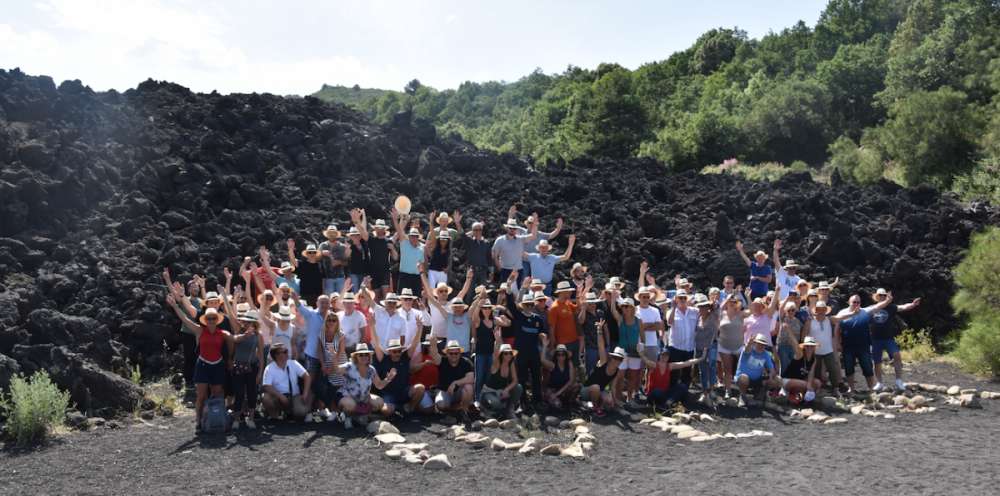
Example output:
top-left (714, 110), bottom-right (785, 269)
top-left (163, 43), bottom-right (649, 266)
top-left (735, 240), bottom-right (751, 267)
top-left (638, 260), bottom-right (648, 291)
top-left (766, 283), bottom-right (781, 316)
top-left (596, 324), bottom-right (608, 363)
top-left (352, 208), bottom-right (369, 242)
top-left (424, 221), bottom-right (438, 255)
top-left (429, 335), bottom-right (443, 365)
top-left (166, 294), bottom-right (202, 336)
top-left (372, 367), bottom-right (398, 390)
top-left (871, 293), bottom-right (895, 312)
top-left (286, 239), bottom-right (298, 270)
top-left (546, 217), bottom-right (563, 239)
top-left (898, 298), bottom-right (921, 312)
top-left (669, 356), bottom-right (703, 370)
top-left (558, 234), bottom-right (576, 262)
top-left (772, 239), bottom-right (783, 270)
top-left (371, 307), bottom-right (384, 361)
top-left (455, 268), bottom-right (474, 301)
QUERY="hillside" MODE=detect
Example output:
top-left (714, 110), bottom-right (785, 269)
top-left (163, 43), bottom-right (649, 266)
top-left (314, 0), bottom-right (1000, 202)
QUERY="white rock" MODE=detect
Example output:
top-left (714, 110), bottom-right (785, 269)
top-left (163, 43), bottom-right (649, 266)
top-left (403, 455), bottom-right (424, 464)
top-left (909, 395), bottom-right (927, 408)
top-left (518, 446), bottom-right (536, 455)
top-left (850, 405), bottom-right (865, 415)
top-left (569, 418), bottom-right (587, 427)
top-left (378, 422), bottom-right (400, 435)
top-left (374, 433), bottom-right (406, 444)
top-left (464, 434), bottom-right (491, 448)
top-left (690, 435), bottom-right (714, 442)
top-left (575, 433), bottom-right (597, 444)
top-left (579, 442), bottom-right (594, 450)
top-left (491, 438), bottom-right (508, 451)
top-left (671, 425), bottom-right (695, 434)
top-left (677, 430), bottom-right (707, 440)
top-left (883, 413), bottom-right (896, 419)
top-left (959, 393), bottom-right (982, 409)
top-left (723, 433), bottom-right (737, 439)
top-left (698, 414), bottom-right (716, 422)
top-left (560, 443), bottom-right (585, 459)
top-left (499, 419), bottom-right (518, 430)
top-left (423, 454), bottom-right (452, 470)
top-left (824, 417), bottom-right (848, 425)
top-left (574, 425), bottom-right (590, 434)
top-left (639, 418), bottom-right (657, 425)
top-left (384, 449), bottom-right (403, 460)
top-left (540, 444), bottom-right (563, 455)
top-left (807, 414), bottom-right (829, 422)
top-left (392, 443), bottom-right (427, 451)
top-left (504, 441), bottom-right (524, 450)
top-left (960, 388), bottom-right (978, 395)
top-left (483, 418), bottom-right (500, 428)
top-left (947, 385), bottom-right (961, 395)
top-left (892, 395), bottom-right (910, 407)
top-left (671, 413), bottom-right (692, 423)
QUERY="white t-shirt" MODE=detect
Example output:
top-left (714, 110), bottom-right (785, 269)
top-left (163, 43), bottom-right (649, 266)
top-left (271, 323), bottom-right (296, 357)
top-left (429, 301), bottom-right (448, 338)
top-left (400, 307), bottom-right (430, 346)
top-left (808, 317), bottom-right (834, 355)
top-left (637, 305), bottom-right (662, 347)
top-left (374, 305), bottom-right (408, 349)
top-left (668, 306), bottom-right (699, 352)
top-left (338, 310), bottom-right (368, 347)
top-left (262, 359), bottom-right (307, 395)
top-left (775, 268), bottom-right (800, 301)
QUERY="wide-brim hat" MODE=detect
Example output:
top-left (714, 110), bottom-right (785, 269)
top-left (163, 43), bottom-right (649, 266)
top-left (204, 291), bottom-right (222, 303)
top-left (498, 343), bottom-right (517, 356)
top-left (754, 250), bottom-right (768, 259)
top-left (633, 286), bottom-right (653, 300)
top-left (436, 212), bottom-right (452, 224)
top-left (529, 278), bottom-right (545, 288)
top-left (814, 301), bottom-right (829, 313)
top-left (875, 288), bottom-right (888, 296)
top-left (386, 339), bottom-right (403, 351)
top-left (351, 343), bottom-right (375, 357)
top-left (817, 281), bottom-right (831, 290)
top-left (322, 225), bottom-right (341, 238)
top-left (532, 291), bottom-right (548, 302)
top-left (620, 297), bottom-right (636, 307)
top-left (444, 340), bottom-right (464, 353)
top-left (554, 281), bottom-right (574, 293)
top-left (347, 227), bottom-right (361, 236)
top-left (238, 310), bottom-right (260, 322)
top-left (280, 261), bottom-right (294, 272)
top-left (537, 239), bottom-right (551, 250)
top-left (802, 336), bottom-right (819, 347)
top-left (503, 218), bottom-right (520, 229)
top-left (235, 302), bottom-right (251, 314)
top-left (608, 347), bottom-right (626, 359)
top-left (448, 297), bottom-right (468, 309)
top-left (609, 277), bottom-right (624, 289)
top-left (381, 293), bottom-right (400, 306)
top-left (199, 308), bottom-right (223, 326)
top-left (407, 227), bottom-right (420, 237)
top-left (519, 294), bottom-right (536, 306)
top-left (694, 294), bottom-right (712, 307)
top-left (301, 243), bottom-right (320, 257)
top-left (752, 333), bottom-right (770, 345)
top-left (341, 293), bottom-right (358, 303)
top-left (371, 219), bottom-right (390, 231)
top-left (435, 282), bottom-right (453, 295)
top-left (276, 307), bottom-right (296, 321)
top-left (783, 259), bottom-right (799, 269)
top-left (399, 288), bottom-right (417, 299)
top-left (585, 292), bottom-right (601, 304)
top-left (437, 230), bottom-right (451, 240)
top-left (257, 289), bottom-right (276, 306)
top-left (571, 262), bottom-right (587, 274)
top-left (554, 344), bottom-right (569, 355)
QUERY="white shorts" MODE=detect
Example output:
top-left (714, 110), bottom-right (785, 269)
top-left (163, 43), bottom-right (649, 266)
top-left (619, 357), bottom-right (642, 371)
top-left (428, 270), bottom-right (448, 290)
top-left (718, 344), bottom-right (743, 356)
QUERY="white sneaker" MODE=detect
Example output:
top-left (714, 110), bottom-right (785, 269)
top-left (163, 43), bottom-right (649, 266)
top-left (872, 382), bottom-right (885, 392)
top-left (304, 413), bottom-right (314, 423)
top-left (321, 408), bottom-right (334, 421)
top-left (895, 379), bottom-right (906, 391)
top-left (246, 418), bottom-right (256, 429)
top-left (737, 396), bottom-right (746, 408)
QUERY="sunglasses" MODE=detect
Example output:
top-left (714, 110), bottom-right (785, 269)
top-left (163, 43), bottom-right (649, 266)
top-left (447, 352), bottom-right (461, 357)
top-left (275, 350), bottom-right (288, 355)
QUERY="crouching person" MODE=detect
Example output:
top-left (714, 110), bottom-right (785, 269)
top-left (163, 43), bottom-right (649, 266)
top-left (638, 343), bottom-right (702, 410)
top-left (431, 338), bottom-right (475, 421)
top-left (373, 334), bottom-right (426, 417)
top-left (735, 333), bottom-right (780, 407)
top-left (334, 343), bottom-right (396, 429)
top-left (480, 329), bottom-right (523, 418)
top-left (261, 343), bottom-right (314, 422)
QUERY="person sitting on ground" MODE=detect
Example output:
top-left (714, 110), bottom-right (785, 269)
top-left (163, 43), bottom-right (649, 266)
top-left (430, 338), bottom-right (475, 420)
top-left (480, 328), bottom-right (523, 418)
top-left (317, 312), bottom-right (346, 422)
top-left (735, 240), bottom-right (773, 300)
top-left (638, 345), bottom-right (703, 410)
top-left (735, 333), bottom-right (779, 407)
top-left (541, 343), bottom-right (580, 410)
top-left (523, 235), bottom-right (576, 296)
top-left (371, 330), bottom-right (423, 417)
top-left (580, 331), bottom-right (624, 417)
top-left (869, 288), bottom-right (921, 391)
top-left (261, 343), bottom-right (314, 422)
top-left (165, 294), bottom-right (235, 432)
top-left (409, 337), bottom-right (439, 414)
top-left (780, 336), bottom-right (821, 405)
top-left (330, 343), bottom-right (395, 427)
top-left (836, 292), bottom-right (894, 393)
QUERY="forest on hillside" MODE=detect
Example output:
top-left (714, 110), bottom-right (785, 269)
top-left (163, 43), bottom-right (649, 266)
top-left (314, 0), bottom-right (1000, 202)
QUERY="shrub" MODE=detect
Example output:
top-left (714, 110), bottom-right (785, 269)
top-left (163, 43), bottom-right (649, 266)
top-left (0, 371), bottom-right (71, 445)
top-left (952, 158), bottom-right (1000, 204)
top-left (896, 328), bottom-right (937, 362)
top-left (953, 317), bottom-right (1000, 377)
top-left (701, 160), bottom-right (812, 182)
top-left (951, 227), bottom-right (1000, 377)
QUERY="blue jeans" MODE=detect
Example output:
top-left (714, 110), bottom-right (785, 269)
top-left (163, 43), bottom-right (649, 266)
top-left (697, 342), bottom-right (718, 392)
top-left (349, 273), bottom-right (364, 292)
top-left (323, 277), bottom-right (345, 295)
top-left (585, 347), bottom-right (599, 377)
top-left (475, 352), bottom-right (494, 401)
top-left (777, 343), bottom-right (796, 376)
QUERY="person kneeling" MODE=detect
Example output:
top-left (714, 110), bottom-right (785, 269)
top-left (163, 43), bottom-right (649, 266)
top-left (579, 331), bottom-right (623, 417)
top-left (639, 344), bottom-right (702, 410)
top-left (480, 332), bottom-right (523, 418)
top-left (780, 336), bottom-right (822, 405)
top-left (735, 333), bottom-right (779, 407)
top-left (261, 343), bottom-right (314, 422)
top-left (372, 335), bottom-right (425, 417)
top-left (333, 343), bottom-right (396, 428)
top-left (542, 344), bottom-right (579, 410)
top-left (431, 338), bottom-right (475, 421)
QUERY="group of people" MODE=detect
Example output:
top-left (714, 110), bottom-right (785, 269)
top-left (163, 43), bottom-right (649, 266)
top-left (163, 204), bottom-right (921, 433)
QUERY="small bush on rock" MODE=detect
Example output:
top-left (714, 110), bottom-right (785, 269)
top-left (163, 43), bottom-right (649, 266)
top-left (0, 371), bottom-right (71, 445)
top-left (897, 328), bottom-right (937, 363)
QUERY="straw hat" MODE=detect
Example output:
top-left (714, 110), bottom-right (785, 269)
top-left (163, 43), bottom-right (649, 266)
top-left (436, 212), bottom-right (452, 224)
top-left (278, 282), bottom-right (290, 290)
top-left (554, 281), bottom-right (574, 293)
top-left (585, 292), bottom-right (601, 304)
top-left (675, 289), bottom-right (689, 299)
top-left (519, 294), bottom-right (535, 307)
top-left (554, 344), bottom-right (569, 356)
top-left (608, 347), bottom-right (626, 359)
top-left (537, 239), bottom-right (551, 251)
top-left (371, 219), bottom-right (390, 231)
top-left (204, 291), bottom-right (221, 303)
top-left (532, 291), bottom-right (548, 302)
top-left (633, 286), bottom-right (653, 300)
top-left (448, 297), bottom-right (468, 310)
top-left (498, 343), bottom-right (517, 356)
top-left (694, 293), bottom-right (712, 307)
top-left (654, 294), bottom-right (669, 306)
top-left (399, 288), bottom-right (417, 300)
top-left (198, 307), bottom-right (223, 326)
top-left (875, 288), bottom-right (888, 296)
top-left (503, 218), bottom-right (520, 229)
top-left (529, 278), bottom-right (545, 289)
top-left (814, 301), bottom-right (829, 313)
top-left (347, 226), bottom-right (360, 236)
top-left (754, 250), bottom-right (768, 259)
top-left (322, 225), bottom-right (341, 238)
top-left (237, 309), bottom-right (259, 323)
top-left (437, 229), bottom-right (452, 240)
top-left (444, 340), bottom-right (464, 353)
top-left (783, 259), bottom-right (799, 269)
top-left (620, 297), bottom-right (636, 307)
top-left (341, 292), bottom-right (358, 303)
top-left (257, 289), bottom-right (275, 307)
top-left (571, 262), bottom-right (587, 274)
top-left (802, 336), bottom-right (819, 347)
top-left (678, 278), bottom-right (692, 288)
top-left (385, 338), bottom-right (404, 351)
top-left (381, 293), bottom-right (400, 306)
top-left (235, 302), bottom-right (251, 314)
top-left (817, 281), bottom-right (831, 290)
top-left (609, 277), bottom-right (624, 289)
top-left (752, 333), bottom-right (769, 345)
top-left (301, 243), bottom-right (320, 257)
top-left (407, 227), bottom-right (420, 237)
top-left (276, 306), bottom-right (295, 321)
top-left (435, 282), bottom-right (453, 295)
top-left (351, 343), bottom-right (374, 357)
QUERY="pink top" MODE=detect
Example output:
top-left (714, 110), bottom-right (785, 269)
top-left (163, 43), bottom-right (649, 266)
top-left (743, 313), bottom-right (774, 344)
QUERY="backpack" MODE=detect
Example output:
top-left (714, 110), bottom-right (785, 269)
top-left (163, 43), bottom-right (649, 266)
top-left (201, 396), bottom-right (230, 434)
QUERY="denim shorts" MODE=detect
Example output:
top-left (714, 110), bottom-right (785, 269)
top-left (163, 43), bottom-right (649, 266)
top-left (871, 339), bottom-right (900, 361)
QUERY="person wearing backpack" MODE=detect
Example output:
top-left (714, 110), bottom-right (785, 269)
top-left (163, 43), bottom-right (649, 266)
top-left (261, 343), bottom-right (314, 422)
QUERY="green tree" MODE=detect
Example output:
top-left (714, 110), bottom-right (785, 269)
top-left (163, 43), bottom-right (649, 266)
top-left (742, 78), bottom-right (833, 164)
top-left (952, 226), bottom-right (1000, 377)
top-left (691, 28), bottom-right (748, 75)
top-left (826, 134), bottom-right (884, 183)
top-left (815, 35), bottom-right (890, 139)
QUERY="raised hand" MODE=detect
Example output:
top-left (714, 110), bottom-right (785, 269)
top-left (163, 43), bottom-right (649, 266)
top-left (466, 267), bottom-right (474, 280)
top-left (640, 260), bottom-right (649, 272)
top-left (735, 240), bottom-right (744, 252)
top-left (223, 267), bottom-right (233, 281)
top-left (555, 217), bottom-right (564, 229)
top-left (774, 238), bottom-right (783, 250)
top-left (452, 210), bottom-right (461, 225)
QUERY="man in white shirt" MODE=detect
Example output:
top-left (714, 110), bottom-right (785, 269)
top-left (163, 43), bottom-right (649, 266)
top-left (634, 286), bottom-right (663, 362)
top-left (373, 293), bottom-right (408, 349)
top-left (337, 293), bottom-right (368, 353)
top-left (772, 239), bottom-right (801, 301)
top-left (261, 343), bottom-right (313, 421)
top-left (666, 289), bottom-right (699, 386)
top-left (398, 288), bottom-right (429, 346)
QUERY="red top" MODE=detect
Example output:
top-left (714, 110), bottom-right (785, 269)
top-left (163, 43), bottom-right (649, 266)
top-left (199, 325), bottom-right (225, 363)
top-left (548, 300), bottom-right (579, 345)
top-left (644, 365), bottom-right (671, 395)
top-left (254, 267), bottom-right (277, 292)
top-left (411, 351), bottom-right (439, 389)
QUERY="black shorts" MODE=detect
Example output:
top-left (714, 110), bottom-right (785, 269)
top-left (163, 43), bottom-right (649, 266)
top-left (370, 270), bottom-right (391, 289)
top-left (321, 384), bottom-right (343, 406)
top-left (396, 272), bottom-right (422, 297)
top-left (193, 359), bottom-right (226, 386)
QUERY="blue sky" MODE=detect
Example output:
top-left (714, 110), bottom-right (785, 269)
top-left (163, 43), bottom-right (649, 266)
top-left (1, 0), bottom-right (828, 95)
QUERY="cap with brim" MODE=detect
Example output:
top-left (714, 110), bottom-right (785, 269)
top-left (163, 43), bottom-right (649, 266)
top-left (199, 308), bottom-right (222, 325)
top-left (753, 333), bottom-right (769, 345)
top-left (498, 343), bottom-right (517, 356)
top-left (351, 343), bottom-right (374, 357)
top-left (323, 225), bottom-right (341, 238)
top-left (399, 288), bottom-right (417, 299)
top-left (608, 347), bottom-right (626, 359)
top-left (385, 339), bottom-right (403, 351)
top-left (444, 340), bottom-right (464, 353)
top-left (554, 281), bottom-right (574, 293)
top-left (802, 336), bottom-right (819, 347)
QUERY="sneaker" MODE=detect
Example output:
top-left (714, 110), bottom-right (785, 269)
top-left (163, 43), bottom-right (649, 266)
top-left (737, 396), bottom-right (746, 408)
top-left (245, 418), bottom-right (256, 429)
top-left (895, 379), bottom-right (906, 391)
top-left (321, 408), bottom-right (334, 421)
top-left (697, 393), bottom-right (707, 403)
top-left (872, 382), bottom-right (885, 392)
top-left (304, 413), bottom-right (314, 423)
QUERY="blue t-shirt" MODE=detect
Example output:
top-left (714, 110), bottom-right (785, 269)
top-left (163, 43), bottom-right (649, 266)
top-left (840, 308), bottom-right (873, 349)
top-left (749, 262), bottom-right (771, 296)
top-left (445, 312), bottom-right (471, 352)
top-left (737, 348), bottom-right (775, 380)
top-left (297, 303), bottom-right (325, 359)
top-left (399, 241), bottom-right (424, 275)
top-left (526, 253), bottom-right (559, 283)
top-left (274, 275), bottom-right (301, 294)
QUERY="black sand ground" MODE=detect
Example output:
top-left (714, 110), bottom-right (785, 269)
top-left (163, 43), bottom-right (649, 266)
top-left (2, 361), bottom-right (997, 495)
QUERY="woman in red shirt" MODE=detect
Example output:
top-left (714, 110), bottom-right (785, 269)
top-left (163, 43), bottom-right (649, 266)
top-left (167, 294), bottom-right (234, 432)
top-left (639, 345), bottom-right (702, 410)
top-left (409, 338), bottom-right (439, 414)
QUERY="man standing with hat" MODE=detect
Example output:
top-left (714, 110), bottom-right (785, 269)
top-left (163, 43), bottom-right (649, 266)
top-left (548, 280), bottom-right (584, 365)
top-left (365, 217), bottom-right (397, 300)
top-left (736, 240), bottom-right (773, 300)
top-left (870, 288), bottom-right (921, 391)
top-left (346, 208), bottom-right (371, 292)
top-left (372, 292), bottom-right (407, 349)
top-left (772, 239), bottom-right (801, 301)
top-left (392, 208), bottom-right (425, 298)
top-left (524, 235), bottom-right (576, 296)
top-left (319, 225), bottom-right (350, 295)
top-left (493, 216), bottom-right (538, 284)
top-left (515, 207), bottom-right (562, 277)
top-left (836, 292), bottom-right (895, 393)
top-left (464, 220), bottom-right (493, 289)
top-left (287, 240), bottom-right (325, 306)
top-left (337, 292), bottom-right (368, 354)
top-left (666, 288), bottom-right (699, 387)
